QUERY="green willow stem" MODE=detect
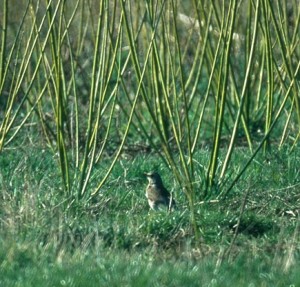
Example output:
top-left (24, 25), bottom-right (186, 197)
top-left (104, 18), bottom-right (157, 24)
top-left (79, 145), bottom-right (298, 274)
top-left (208, 0), bottom-right (237, 189)
top-left (220, 0), bottom-right (260, 179)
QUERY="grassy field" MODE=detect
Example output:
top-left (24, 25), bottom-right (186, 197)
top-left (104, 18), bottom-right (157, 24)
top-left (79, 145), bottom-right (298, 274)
top-left (1, 0), bottom-right (300, 286)
top-left (0, 142), bottom-right (299, 286)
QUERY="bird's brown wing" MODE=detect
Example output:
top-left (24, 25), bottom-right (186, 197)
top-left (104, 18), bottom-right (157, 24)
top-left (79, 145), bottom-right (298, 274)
top-left (160, 185), bottom-right (171, 198)
top-left (161, 185), bottom-right (176, 208)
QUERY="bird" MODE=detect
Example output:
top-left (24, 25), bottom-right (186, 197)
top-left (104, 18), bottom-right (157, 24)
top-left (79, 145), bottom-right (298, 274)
top-left (144, 171), bottom-right (175, 210)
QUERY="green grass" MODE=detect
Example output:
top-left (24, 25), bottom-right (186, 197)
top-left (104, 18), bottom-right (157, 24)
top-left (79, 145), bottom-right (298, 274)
top-left (1, 143), bottom-right (299, 286)
top-left (2, 248), bottom-right (299, 287)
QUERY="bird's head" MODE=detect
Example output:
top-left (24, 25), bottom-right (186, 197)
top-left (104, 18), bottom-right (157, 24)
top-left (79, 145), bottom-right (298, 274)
top-left (144, 171), bottom-right (163, 185)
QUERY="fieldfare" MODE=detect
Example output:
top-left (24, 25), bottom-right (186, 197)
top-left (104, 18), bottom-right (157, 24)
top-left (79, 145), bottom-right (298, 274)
top-left (144, 171), bottom-right (175, 210)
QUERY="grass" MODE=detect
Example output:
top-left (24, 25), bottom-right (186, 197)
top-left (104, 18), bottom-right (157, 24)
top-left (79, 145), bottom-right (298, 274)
top-left (1, 1), bottom-right (300, 285)
top-left (2, 249), bottom-right (299, 287)
top-left (1, 141), bottom-right (299, 286)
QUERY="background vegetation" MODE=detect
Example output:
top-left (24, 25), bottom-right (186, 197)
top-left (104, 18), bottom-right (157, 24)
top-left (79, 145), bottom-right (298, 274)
top-left (0, 0), bottom-right (299, 285)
